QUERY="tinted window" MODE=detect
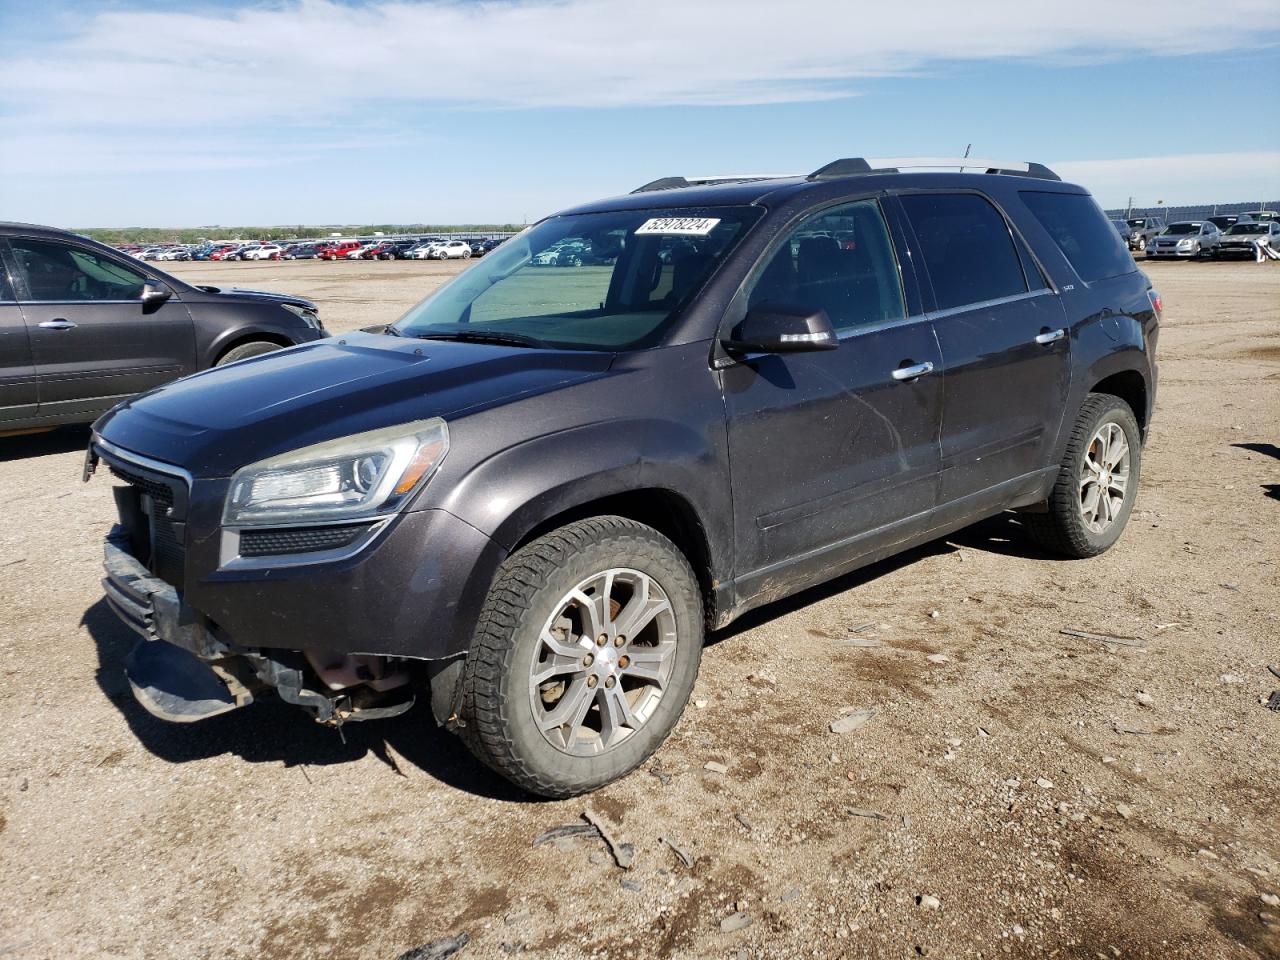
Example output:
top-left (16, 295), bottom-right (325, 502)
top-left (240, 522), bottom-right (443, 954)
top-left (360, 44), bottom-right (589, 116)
top-left (0, 257), bottom-right (14, 301)
top-left (747, 199), bottom-right (905, 334)
top-left (899, 193), bottom-right (1027, 311)
top-left (10, 238), bottom-right (146, 302)
top-left (1020, 191), bottom-right (1137, 283)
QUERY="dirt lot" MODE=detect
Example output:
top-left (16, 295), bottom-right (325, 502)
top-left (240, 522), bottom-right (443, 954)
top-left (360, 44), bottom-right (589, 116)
top-left (1, 258), bottom-right (1277, 960)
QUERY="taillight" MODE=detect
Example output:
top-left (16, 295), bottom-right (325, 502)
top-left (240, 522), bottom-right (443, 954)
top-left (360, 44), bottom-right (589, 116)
top-left (1147, 290), bottom-right (1163, 319)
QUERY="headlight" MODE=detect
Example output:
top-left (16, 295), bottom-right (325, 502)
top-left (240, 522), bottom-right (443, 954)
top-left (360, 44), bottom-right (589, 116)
top-left (223, 419), bottom-right (448, 526)
top-left (1176, 239), bottom-right (1193, 247)
top-left (281, 301), bottom-right (322, 330)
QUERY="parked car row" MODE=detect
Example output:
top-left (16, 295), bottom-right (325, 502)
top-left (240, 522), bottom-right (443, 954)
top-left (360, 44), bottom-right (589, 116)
top-left (117, 237), bottom-right (509, 264)
top-left (1118, 210), bottom-right (1278, 258)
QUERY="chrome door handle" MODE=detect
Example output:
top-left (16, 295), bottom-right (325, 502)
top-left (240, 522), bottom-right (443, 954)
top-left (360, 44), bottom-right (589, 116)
top-left (38, 319), bottom-right (77, 330)
top-left (891, 361), bottom-right (934, 381)
top-left (1034, 328), bottom-right (1065, 344)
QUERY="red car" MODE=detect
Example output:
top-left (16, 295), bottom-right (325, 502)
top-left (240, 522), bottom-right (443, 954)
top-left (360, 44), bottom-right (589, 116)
top-left (320, 241), bottom-right (363, 261)
top-left (208, 245), bottom-right (240, 261)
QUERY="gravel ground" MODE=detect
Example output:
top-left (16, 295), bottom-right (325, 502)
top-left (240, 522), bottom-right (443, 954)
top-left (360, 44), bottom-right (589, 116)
top-left (1, 257), bottom-right (1277, 960)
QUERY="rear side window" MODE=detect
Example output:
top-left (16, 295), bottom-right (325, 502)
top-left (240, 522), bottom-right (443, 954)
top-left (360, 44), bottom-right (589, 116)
top-left (1020, 191), bottom-right (1136, 283)
top-left (898, 193), bottom-right (1028, 311)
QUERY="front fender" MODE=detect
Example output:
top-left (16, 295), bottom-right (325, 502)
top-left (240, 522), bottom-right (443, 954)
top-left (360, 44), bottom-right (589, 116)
top-left (432, 416), bottom-right (731, 582)
top-left (198, 316), bottom-right (317, 368)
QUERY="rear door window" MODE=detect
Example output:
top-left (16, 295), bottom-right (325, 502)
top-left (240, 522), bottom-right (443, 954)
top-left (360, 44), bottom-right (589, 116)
top-left (898, 193), bottom-right (1028, 311)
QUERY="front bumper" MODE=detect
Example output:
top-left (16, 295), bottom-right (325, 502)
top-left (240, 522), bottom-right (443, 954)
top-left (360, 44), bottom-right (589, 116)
top-left (91, 437), bottom-right (504, 661)
top-left (1218, 242), bottom-right (1265, 256)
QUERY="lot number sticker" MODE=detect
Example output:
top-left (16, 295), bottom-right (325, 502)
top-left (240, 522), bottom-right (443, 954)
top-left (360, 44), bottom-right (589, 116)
top-left (635, 217), bottom-right (721, 236)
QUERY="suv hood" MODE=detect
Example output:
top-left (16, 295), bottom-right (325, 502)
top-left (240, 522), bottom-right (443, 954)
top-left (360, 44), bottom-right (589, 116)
top-left (190, 286), bottom-right (317, 311)
top-left (94, 331), bottom-right (614, 477)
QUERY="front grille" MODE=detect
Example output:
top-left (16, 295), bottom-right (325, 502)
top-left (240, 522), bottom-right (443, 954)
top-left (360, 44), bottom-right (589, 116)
top-left (239, 523), bottom-right (370, 558)
top-left (98, 446), bottom-right (189, 588)
top-left (109, 464), bottom-right (174, 509)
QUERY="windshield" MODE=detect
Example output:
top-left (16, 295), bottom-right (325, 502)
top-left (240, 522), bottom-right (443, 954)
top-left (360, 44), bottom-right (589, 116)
top-left (1161, 223), bottom-right (1200, 235)
top-left (394, 206), bottom-right (761, 350)
top-left (1226, 223), bottom-right (1266, 234)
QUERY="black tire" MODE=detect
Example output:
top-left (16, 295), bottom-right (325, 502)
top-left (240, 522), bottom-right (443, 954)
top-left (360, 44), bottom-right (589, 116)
top-left (458, 516), bottom-right (703, 798)
top-left (216, 340), bottom-right (284, 366)
top-left (1023, 393), bottom-right (1142, 558)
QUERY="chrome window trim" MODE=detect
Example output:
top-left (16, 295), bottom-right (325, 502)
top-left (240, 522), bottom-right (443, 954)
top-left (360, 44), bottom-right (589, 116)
top-left (835, 311), bottom-right (931, 341)
top-left (926, 288), bottom-right (1055, 322)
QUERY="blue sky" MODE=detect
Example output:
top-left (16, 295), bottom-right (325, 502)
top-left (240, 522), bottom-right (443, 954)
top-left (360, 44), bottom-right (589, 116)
top-left (1, 0), bottom-right (1277, 227)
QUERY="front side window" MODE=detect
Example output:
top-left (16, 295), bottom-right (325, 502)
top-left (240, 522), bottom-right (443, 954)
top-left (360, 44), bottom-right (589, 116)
top-left (9, 238), bottom-right (146, 302)
top-left (745, 199), bottom-right (905, 334)
top-left (898, 193), bottom-right (1028, 311)
top-left (396, 206), bottom-right (761, 350)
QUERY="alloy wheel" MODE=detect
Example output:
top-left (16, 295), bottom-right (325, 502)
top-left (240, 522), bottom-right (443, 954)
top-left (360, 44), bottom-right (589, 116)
top-left (1079, 422), bottom-right (1130, 533)
top-left (529, 568), bottom-right (677, 757)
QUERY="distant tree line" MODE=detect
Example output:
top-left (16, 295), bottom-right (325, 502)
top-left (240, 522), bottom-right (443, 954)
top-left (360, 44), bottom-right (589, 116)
top-left (77, 224), bottom-right (526, 244)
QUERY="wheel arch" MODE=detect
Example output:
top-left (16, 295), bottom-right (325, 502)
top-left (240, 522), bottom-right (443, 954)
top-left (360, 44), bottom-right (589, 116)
top-left (510, 487), bottom-right (718, 628)
top-left (1089, 369), bottom-right (1149, 437)
top-left (204, 328), bottom-right (295, 367)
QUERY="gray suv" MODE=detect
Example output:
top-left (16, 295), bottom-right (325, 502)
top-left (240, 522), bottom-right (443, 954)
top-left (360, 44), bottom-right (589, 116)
top-left (1125, 216), bottom-right (1165, 251)
top-left (87, 157), bottom-right (1160, 797)
top-left (0, 223), bottom-right (327, 433)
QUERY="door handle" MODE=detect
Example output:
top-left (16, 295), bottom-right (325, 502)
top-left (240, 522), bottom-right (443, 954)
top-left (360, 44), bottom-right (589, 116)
top-left (1034, 328), bottom-right (1065, 345)
top-left (891, 361), bottom-right (935, 381)
top-left (38, 319), bottom-right (77, 330)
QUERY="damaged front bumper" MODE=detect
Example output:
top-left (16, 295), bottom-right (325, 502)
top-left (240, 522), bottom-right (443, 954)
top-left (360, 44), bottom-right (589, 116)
top-left (103, 527), bottom-right (414, 725)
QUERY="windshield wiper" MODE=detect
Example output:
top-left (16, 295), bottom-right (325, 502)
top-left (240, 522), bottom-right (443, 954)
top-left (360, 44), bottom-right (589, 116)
top-left (414, 330), bottom-right (548, 349)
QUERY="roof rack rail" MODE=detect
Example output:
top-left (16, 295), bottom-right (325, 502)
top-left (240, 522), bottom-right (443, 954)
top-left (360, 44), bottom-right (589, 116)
top-left (630, 173), bottom-right (802, 194)
top-left (807, 157), bottom-right (1061, 182)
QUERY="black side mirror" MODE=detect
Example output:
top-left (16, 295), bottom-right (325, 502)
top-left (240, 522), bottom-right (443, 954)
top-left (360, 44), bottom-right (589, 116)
top-left (721, 301), bottom-right (838, 356)
top-left (141, 279), bottom-right (172, 314)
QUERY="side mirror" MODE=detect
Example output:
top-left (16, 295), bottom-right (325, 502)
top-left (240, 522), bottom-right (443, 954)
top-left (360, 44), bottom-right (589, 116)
top-left (141, 279), bottom-right (172, 314)
top-left (721, 301), bottom-right (838, 357)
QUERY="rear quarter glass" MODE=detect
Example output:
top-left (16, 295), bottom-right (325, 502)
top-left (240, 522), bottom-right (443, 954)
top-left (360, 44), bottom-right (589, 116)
top-left (1019, 191), bottom-right (1137, 283)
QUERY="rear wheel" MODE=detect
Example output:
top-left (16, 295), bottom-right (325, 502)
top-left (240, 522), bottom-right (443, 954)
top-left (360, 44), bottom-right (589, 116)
top-left (458, 516), bottom-right (703, 797)
top-left (216, 340), bottom-right (284, 366)
top-left (1023, 394), bottom-right (1141, 558)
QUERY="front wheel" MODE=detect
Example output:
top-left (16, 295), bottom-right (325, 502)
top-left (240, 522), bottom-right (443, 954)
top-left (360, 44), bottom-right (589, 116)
top-left (458, 517), bottom-right (703, 797)
top-left (216, 340), bottom-right (284, 366)
top-left (1023, 393), bottom-right (1142, 558)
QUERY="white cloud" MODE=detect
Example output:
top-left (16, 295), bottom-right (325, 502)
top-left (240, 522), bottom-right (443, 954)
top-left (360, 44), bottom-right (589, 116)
top-left (1053, 152), bottom-right (1280, 208)
top-left (2, 0), bottom-right (1276, 223)
top-left (3, 0), bottom-right (1278, 144)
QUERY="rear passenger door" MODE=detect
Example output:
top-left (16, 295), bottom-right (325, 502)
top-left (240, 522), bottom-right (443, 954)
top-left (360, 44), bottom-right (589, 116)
top-left (895, 192), bottom-right (1070, 508)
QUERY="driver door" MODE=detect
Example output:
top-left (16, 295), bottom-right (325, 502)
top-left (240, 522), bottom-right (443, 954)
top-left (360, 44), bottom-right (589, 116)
top-left (720, 199), bottom-right (944, 602)
top-left (7, 236), bottom-right (196, 422)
